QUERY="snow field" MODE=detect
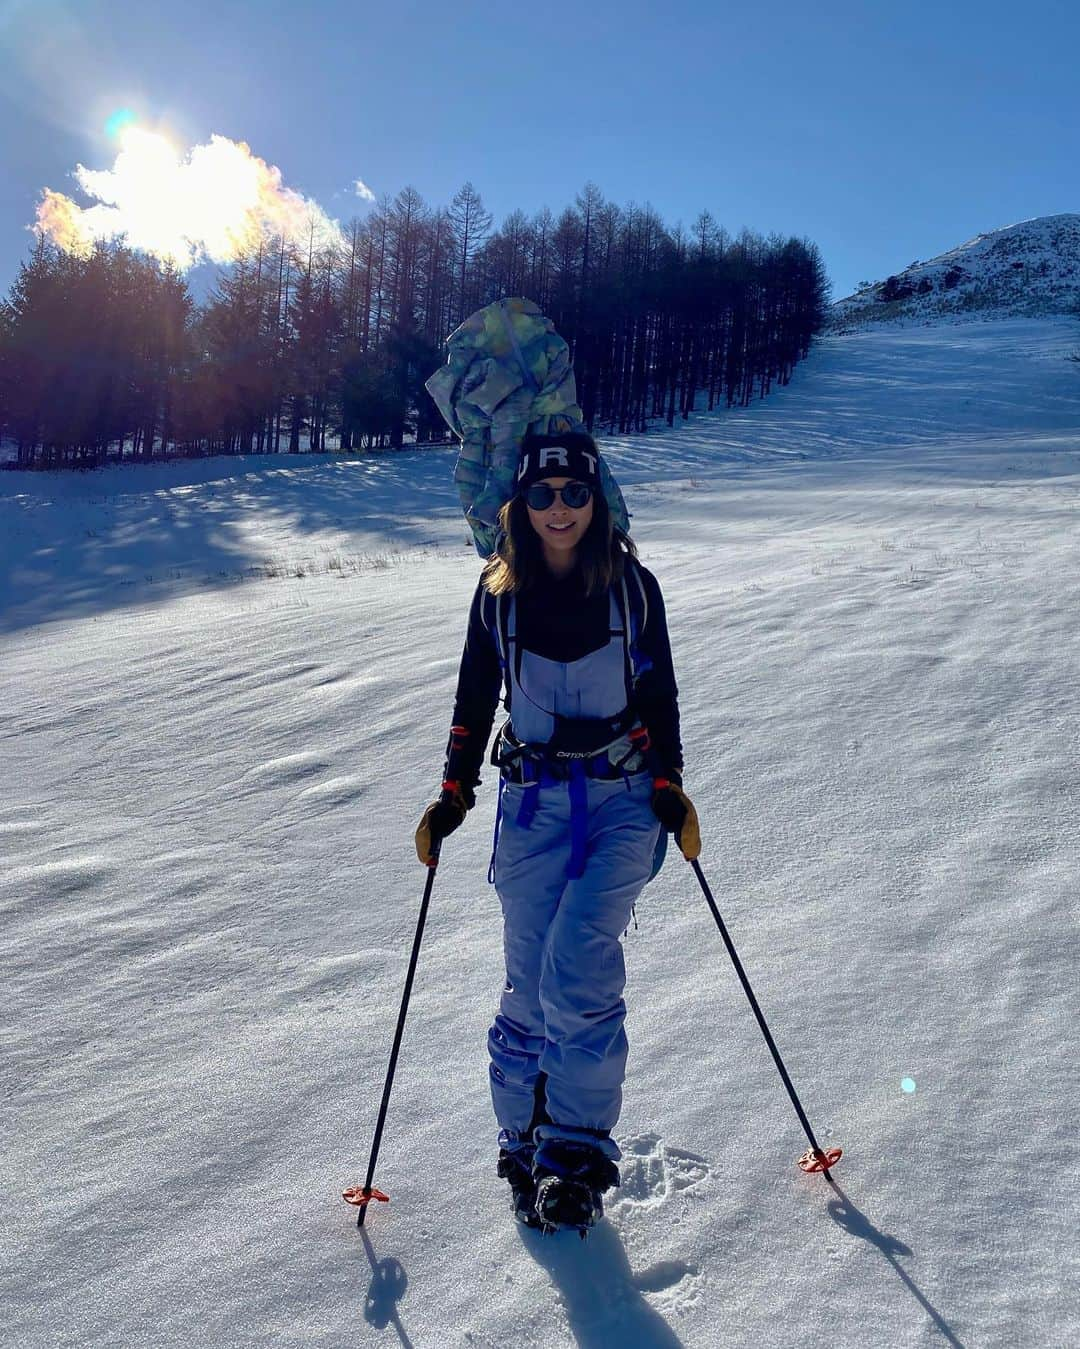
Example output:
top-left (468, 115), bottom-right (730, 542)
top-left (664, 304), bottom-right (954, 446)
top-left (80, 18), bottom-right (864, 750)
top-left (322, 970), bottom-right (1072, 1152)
top-left (2, 319), bottom-right (1079, 1346)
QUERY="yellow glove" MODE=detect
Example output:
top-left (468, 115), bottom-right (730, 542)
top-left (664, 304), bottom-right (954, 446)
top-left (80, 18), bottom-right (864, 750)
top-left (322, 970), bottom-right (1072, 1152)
top-left (414, 782), bottom-right (472, 866)
top-left (650, 780), bottom-right (701, 861)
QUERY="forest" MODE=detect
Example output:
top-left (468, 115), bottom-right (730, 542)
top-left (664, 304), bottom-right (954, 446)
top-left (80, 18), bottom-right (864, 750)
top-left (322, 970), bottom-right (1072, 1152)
top-left (0, 183), bottom-right (829, 469)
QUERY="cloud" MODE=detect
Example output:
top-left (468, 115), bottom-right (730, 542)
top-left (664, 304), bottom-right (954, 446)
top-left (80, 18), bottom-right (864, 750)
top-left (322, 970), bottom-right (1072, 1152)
top-left (34, 128), bottom-right (345, 270)
top-left (353, 177), bottom-right (376, 203)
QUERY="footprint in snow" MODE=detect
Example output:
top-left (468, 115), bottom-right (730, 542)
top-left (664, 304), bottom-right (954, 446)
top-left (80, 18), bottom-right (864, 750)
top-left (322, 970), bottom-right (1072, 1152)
top-left (633, 1257), bottom-right (704, 1316)
top-left (611, 1132), bottom-right (711, 1212)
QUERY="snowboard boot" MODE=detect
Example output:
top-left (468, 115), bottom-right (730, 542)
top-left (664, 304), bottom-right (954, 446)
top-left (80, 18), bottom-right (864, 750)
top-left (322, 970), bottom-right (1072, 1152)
top-left (497, 1146), bottom-right (543, 1229)
top-left (531, 1139), bottom-right (620, 1237)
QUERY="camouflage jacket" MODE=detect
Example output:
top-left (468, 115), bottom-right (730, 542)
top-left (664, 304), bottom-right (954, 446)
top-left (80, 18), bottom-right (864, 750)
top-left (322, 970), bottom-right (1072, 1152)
top-left (425, 296), bottom-right (629, 556)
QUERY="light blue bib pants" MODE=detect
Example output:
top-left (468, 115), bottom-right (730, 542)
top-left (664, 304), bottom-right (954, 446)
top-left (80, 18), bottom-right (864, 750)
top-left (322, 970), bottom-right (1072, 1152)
top-left (488, 593), bottom-right (661, 1163)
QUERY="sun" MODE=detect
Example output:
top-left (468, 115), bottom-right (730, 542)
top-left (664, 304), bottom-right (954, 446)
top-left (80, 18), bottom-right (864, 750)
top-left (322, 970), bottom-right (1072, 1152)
top-left (37, 125), bottom-right (345, 270)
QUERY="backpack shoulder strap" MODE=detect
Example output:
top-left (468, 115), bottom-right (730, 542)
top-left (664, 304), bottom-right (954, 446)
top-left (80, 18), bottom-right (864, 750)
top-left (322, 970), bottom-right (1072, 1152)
top-left (482, 589), bottom-right (514, 708)
top-left (619, 559), bottom-right (653, 688)
top-left (630, 559), bottom-right (648, 635)
top-left (479, 586), bottom-right (495, 635)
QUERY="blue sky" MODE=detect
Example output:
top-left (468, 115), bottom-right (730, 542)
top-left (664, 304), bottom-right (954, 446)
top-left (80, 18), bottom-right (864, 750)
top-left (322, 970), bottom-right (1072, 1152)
top-left (1, 0), bottom-right (1077, 304)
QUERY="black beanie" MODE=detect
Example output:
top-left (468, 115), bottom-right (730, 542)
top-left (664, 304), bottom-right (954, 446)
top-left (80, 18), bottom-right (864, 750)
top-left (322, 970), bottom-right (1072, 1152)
top-left (515, 431), bottom-right (600, 493)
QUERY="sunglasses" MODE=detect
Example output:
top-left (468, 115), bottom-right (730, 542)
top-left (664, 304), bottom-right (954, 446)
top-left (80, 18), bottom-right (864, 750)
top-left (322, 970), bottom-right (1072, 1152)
top-left (523, 481), bottom-right (593, 511)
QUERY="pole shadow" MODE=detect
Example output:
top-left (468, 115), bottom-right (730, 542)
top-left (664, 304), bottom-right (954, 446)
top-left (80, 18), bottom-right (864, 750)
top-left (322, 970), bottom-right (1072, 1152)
top-left (358, 1224), bottom-right (414, 1348)
top-left (518, 1218), bottom-right (686, 1348)
top-left (824, 1175), bottom-right (967, 1348)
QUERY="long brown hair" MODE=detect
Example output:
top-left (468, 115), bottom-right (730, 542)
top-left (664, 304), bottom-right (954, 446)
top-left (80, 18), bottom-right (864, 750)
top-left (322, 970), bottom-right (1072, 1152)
top-left (481, 484), bottom-right (637, 596)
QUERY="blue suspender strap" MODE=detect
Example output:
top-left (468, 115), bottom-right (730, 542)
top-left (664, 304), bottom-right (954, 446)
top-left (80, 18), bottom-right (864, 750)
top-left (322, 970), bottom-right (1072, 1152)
top-left (492, 762), bottom-right (588, 882)
top-left (511, 759), bottom-right (553, 834)
top-left (567, 760), bottom-right (588, 880)
top-left (487, 777), bottom-right (506, 884)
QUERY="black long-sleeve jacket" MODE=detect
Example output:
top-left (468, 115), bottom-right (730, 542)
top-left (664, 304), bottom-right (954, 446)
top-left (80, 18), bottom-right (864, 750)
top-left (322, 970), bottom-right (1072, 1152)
top-left (443, 561), bottom-right (683, 791)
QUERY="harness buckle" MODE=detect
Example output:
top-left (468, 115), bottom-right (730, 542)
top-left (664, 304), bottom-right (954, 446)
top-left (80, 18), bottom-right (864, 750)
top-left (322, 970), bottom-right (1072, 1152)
top-left (493, 720), bottom-right (647, 784)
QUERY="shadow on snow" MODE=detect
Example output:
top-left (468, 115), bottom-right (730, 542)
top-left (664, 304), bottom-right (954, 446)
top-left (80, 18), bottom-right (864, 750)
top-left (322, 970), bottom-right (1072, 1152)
top-left (518, 1218), bottom-right (686, 1348)
top-left (0, 448), bottom-right (462, 635)
top-left (825, 1175), bottom-right (968, 1348)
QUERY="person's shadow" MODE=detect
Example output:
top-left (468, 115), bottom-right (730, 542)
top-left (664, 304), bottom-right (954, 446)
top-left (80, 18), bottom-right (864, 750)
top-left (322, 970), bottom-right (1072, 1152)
top-left (518, 1219), bottom-right (687, 1347)
top-left (824, 1176), bottom-right (967, 1348)
top-left (358, 1225), bottom-right (414, 1348)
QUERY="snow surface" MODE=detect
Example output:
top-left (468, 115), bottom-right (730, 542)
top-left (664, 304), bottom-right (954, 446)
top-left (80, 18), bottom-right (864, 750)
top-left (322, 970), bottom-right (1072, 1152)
top-left (3, 317), bottom-right (1080, 1348)
top-left (831, 214), bottom-right (1080, 327)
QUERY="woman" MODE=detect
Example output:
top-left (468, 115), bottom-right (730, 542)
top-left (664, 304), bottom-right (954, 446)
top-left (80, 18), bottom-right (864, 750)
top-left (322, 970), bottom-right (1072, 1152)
top-left (415, 431), bottom-right (700, 1234)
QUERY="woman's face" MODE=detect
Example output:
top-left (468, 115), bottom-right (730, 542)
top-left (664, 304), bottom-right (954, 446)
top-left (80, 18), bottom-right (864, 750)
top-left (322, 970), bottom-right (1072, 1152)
top-left (524, 476), bottom-right (595, 563)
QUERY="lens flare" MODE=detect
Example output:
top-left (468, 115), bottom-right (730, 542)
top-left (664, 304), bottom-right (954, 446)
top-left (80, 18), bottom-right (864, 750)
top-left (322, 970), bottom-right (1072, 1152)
top-left (34, 130), bottom-right (345, 269)
top-left (105, 108), bottom-right (136, 140)
top-left (901, 1077), bottom-right (917, 1094)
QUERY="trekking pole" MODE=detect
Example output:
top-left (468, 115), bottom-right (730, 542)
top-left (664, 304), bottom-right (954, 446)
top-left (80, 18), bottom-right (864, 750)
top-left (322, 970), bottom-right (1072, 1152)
top-left (343, 843), bottom-right (441, 1225)
top-left (689, 857), bottom-right (842, 1175)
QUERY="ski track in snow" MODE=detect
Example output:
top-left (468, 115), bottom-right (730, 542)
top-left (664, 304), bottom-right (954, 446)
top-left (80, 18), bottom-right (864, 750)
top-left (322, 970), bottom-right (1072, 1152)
top-left (3, 318), bottom-right (1080, 1347)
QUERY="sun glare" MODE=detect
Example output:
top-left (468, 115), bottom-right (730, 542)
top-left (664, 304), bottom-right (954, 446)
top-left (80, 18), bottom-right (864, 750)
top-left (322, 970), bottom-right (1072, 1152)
top-left (35, 129), bottom-right (344, 270)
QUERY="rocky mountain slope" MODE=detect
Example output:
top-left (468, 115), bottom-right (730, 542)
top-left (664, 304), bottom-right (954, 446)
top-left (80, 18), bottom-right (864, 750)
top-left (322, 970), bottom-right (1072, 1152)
top-left (831, 213), bottom-right (1080, 327)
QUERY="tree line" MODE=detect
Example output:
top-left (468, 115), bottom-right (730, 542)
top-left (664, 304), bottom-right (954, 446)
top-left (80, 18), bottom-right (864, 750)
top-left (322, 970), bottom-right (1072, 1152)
top-left (0, 183), bottom-right (828, 469)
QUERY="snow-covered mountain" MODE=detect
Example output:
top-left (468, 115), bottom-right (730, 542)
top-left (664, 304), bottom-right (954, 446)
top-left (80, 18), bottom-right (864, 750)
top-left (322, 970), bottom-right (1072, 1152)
top-left (831, 213), bottom-right (1080, 327)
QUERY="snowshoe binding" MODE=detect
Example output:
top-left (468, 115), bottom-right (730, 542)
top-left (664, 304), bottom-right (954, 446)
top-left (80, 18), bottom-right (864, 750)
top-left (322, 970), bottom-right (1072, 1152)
top-left (497, 1147), bottom-right (543, 1229)
top-left (531, 1140), bottom-right (620, 1238)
